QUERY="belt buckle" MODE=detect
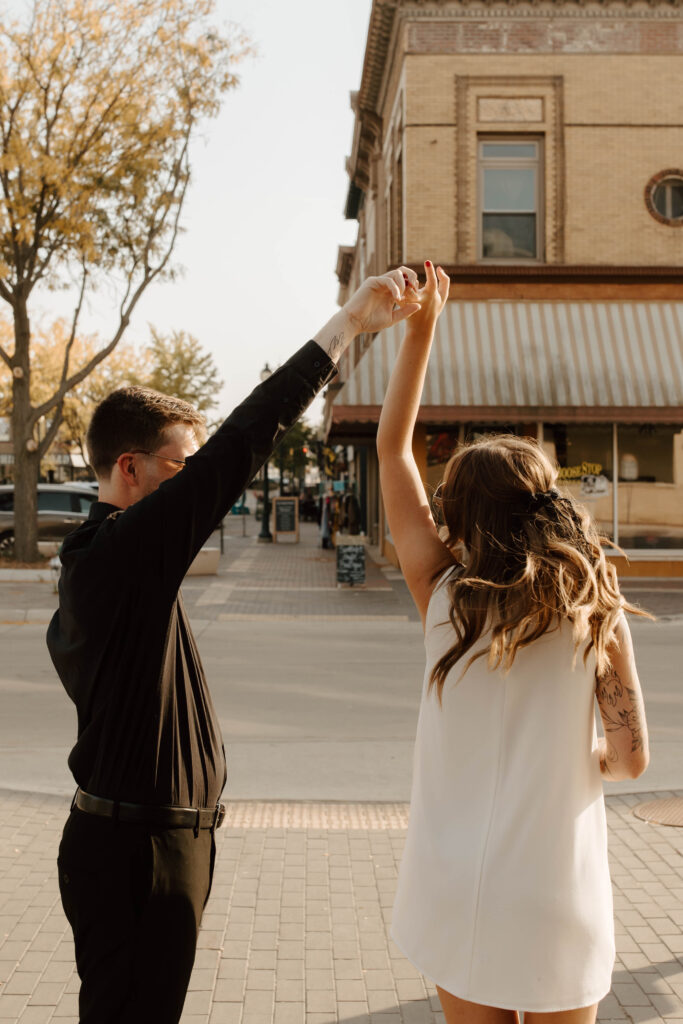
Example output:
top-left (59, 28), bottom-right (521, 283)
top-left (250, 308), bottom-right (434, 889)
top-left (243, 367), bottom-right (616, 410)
top-left (213, 804), bottom-right (225, 831)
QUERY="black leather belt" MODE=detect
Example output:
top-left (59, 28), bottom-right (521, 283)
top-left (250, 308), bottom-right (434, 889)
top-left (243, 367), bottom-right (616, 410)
top-left (73, 788), bottom-right (225, 832)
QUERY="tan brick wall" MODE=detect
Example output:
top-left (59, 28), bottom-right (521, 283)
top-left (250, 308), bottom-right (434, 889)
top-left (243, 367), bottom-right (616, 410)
top-left (565, 126), bottom-right (683, 264)
top-left (404, 126), bottom-right (458, 264)
top-left (373, 52), bottom-right (683, 269)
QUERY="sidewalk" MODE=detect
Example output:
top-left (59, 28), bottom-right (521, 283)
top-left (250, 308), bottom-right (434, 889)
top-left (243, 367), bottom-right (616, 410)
top-left (1, 789), bottom-right (683, 1024)
top-left (1, 518), bottom-right (682, 624)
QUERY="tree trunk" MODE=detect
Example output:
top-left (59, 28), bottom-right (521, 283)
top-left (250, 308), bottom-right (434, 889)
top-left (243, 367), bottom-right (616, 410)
top-left (11, 297), bottom-right (40, 563)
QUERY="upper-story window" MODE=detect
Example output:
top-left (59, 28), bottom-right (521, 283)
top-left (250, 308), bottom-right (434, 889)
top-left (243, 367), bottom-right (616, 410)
top-left (479, 138), bottom-right (543, 261)
top-left (645, 170), bottom-right (683, 226)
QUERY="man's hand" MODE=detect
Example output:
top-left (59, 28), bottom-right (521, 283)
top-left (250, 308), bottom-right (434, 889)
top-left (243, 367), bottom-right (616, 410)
top-left (343, 268), bottom-right (421, 336)
top-left (313, 267), bottom-right (420, 364)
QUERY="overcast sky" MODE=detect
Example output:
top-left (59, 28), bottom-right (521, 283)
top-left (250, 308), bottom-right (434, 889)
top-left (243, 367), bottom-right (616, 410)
top-left (143, 0), bottom-right (374, 421)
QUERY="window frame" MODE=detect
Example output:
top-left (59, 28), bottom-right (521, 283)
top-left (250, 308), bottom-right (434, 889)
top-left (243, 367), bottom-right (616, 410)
top-left (646, 170), bottom-right (683, 226)
top-left (477, 135), bottom-right (544, 263)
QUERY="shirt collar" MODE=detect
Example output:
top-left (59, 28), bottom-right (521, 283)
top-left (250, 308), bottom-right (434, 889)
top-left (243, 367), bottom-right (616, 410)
top-left (88, 501), bottom-right (123, 522)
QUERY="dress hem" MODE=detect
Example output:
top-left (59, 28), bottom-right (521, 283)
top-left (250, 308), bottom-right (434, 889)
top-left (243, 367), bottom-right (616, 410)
top-left (389, 928), bottom-right (613, 1014)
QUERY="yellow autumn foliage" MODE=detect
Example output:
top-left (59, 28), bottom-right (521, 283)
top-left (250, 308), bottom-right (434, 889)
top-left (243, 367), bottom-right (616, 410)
top-left (0, 0), bottom-right (249, 557)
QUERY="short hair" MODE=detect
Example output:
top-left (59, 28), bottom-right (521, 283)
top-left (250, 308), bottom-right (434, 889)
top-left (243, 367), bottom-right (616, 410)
top-left (86, 386), bottom-right (207, 478)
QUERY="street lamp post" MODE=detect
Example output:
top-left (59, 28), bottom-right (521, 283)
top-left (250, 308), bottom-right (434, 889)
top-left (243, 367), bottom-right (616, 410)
top-left (258, 363), bottom-right (273, 543)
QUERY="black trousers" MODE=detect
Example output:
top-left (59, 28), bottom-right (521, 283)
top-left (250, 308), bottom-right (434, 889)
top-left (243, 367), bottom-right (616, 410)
top-left (58, 808), bottom-right (216, 1024)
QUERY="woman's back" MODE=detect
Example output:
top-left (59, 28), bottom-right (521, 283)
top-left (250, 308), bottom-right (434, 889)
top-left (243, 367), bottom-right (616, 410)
top-left (375, 261), bottom-right (648, 1019)
top-left (391, 575), bottom-right (615, 1012)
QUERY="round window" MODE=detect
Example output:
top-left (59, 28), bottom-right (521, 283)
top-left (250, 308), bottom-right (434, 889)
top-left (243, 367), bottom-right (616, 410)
top-left (645, 170), bottom-right (683, 225)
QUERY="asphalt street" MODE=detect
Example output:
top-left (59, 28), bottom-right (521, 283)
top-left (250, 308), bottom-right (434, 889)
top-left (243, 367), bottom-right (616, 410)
top-left (1, 520), bottom-right (681, 801)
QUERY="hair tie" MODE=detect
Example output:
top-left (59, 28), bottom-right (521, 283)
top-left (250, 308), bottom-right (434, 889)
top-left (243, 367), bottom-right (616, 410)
top-left (526, 488), bottom-right (559, 512)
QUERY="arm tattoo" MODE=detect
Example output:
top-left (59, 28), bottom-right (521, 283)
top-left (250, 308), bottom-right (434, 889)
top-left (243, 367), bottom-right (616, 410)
top-left (596, 666), bottom-right (644, 756)
top-left (600, 738), bottom-right (619, 777)
top-left (326, 331), bottom-right (345, 362)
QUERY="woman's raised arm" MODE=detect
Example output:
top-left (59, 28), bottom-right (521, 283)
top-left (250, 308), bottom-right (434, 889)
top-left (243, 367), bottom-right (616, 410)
top-left (377, 261), bottom-right (455, 626)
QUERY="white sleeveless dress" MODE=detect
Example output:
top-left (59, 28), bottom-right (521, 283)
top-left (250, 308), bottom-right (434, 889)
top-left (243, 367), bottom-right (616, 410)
top-left (391, 572), bottom-right (615, 1012)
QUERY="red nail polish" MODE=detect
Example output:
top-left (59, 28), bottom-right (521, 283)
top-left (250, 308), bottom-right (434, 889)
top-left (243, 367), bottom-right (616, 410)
top-left (425, 260), bottom-right (432, 267)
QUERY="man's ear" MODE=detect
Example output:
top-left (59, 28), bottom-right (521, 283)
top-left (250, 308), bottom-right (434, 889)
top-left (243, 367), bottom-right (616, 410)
top-left (116, 453), bottom-right (137, 485)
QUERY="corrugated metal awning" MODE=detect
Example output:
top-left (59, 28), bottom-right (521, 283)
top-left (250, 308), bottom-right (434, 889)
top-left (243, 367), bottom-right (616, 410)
top-left (328, 301), bottom-right (683, 431)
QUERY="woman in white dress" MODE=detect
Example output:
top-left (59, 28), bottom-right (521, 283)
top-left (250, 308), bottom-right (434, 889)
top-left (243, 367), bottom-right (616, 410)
top-left (377, 262), bottom-right (650, 1024)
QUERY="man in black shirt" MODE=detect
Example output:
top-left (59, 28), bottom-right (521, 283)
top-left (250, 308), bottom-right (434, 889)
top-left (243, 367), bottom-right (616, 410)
top-left (46, 270), bottom-right (420, 1024)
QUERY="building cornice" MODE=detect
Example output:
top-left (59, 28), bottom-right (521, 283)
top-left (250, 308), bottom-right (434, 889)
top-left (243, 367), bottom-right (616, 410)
top-left (425, 263), bottom-right (683, 280)
top-left (357, 0), bottom-right (683, 114)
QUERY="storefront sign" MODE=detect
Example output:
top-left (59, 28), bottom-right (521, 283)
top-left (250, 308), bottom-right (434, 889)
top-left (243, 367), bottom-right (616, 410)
top-left (557, 461), bottom-right (603, 481)
top-left (273, 496), bottom-right (299, 543)
top-left (336, 542), bottom-right (365, 585)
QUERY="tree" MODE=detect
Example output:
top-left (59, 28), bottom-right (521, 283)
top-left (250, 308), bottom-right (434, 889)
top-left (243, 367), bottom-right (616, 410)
top-left (0, 0), bottom-right (249, 559)
top-left (144, 327), bottom-right (223, 414)
top-left (273, 419), bottom-right (316, 494)
top-left (0, 316), bottom-right (146, 456)
top-left (0, 317), bottom-right (222, 462)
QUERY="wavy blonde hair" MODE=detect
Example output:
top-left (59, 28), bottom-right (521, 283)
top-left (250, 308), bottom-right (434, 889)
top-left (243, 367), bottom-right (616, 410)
top-left (430, 434), bottom-right (647, 701)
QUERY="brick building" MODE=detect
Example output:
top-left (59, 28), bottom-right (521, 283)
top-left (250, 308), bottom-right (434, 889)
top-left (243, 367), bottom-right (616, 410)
top-left (325, 0), bottom-right (683, 575)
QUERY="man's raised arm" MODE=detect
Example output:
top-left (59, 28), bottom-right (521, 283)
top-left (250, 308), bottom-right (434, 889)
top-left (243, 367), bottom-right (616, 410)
top-left (102, 270), bottom-right (421, 589)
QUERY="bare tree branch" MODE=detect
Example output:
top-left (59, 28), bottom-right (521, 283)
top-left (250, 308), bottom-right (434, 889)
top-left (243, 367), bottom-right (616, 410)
top-left (38, 398), bottom-right (64, 458)
top-left (59, 263), bottom-right (88, 386)
top-left (30, 324), bottom-right (124, 426)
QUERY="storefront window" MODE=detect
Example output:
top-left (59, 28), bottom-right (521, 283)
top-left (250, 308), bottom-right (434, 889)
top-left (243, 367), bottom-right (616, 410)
top-left (426, 431), bottom-right (460, 494)
top-left (422, 423), bottom-right (683, 553)
top-left (616, 424), bottom-right (674, 484)
top-left (544, 422), bottom-right (682, 551)
top-left (615, 425), bottom-right (681, 551)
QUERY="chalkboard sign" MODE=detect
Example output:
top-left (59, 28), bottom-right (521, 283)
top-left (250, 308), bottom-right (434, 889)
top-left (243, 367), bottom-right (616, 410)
top-left (336, 540), bottom-right (365, 585)
top-left (273, 496), bottom-right (299, 542)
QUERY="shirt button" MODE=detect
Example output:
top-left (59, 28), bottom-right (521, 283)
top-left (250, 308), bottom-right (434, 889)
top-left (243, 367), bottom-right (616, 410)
top-left (314, 360), bottom-right (321, 368)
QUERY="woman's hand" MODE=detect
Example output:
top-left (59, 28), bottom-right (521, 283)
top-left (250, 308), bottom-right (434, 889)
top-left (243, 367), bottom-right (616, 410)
top-left (403, 260), bottom-right (450, 336)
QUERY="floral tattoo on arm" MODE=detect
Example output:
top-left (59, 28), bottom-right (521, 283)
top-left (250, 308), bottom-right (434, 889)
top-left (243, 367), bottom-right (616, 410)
top-left (596, 665), bottom-right (644, 774)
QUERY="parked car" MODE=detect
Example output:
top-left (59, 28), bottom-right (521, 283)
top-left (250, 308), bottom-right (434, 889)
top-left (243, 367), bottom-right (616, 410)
top-left (230, 496), bottom-right (250, 515)
top-left (0, 483), bottom-right (97, 555)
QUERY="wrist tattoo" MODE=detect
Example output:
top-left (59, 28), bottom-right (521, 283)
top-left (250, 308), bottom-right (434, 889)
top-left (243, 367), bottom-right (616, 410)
top-left (597, 666), bottom-right (644, 756)
top-left (327, 331), bottom-right (345, 362)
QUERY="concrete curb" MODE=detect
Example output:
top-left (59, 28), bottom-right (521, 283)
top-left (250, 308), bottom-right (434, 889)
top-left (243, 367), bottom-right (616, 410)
top-left (0, 568), bottom-right (54, 582)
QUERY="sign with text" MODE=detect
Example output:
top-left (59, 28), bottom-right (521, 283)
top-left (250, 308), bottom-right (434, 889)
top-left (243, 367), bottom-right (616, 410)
top-left (336, 535), bottom-right (366, 586)
top-left (273, 496), bottom-right (299, 543)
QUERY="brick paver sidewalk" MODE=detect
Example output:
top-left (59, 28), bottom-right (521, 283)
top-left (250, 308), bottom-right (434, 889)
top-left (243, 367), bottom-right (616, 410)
top-left (1, 790), bottom-right (683, 1024)
top-left (2, 518), bottom-right (682, 625)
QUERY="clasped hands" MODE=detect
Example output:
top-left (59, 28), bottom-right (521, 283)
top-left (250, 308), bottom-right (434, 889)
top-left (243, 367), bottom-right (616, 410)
top-left (343, 261), bottom-right (450, 338)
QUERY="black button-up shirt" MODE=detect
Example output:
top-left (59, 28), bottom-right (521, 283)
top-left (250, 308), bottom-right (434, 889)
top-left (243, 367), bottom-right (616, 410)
top-left (47, 342), bottom-right (335, 808)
